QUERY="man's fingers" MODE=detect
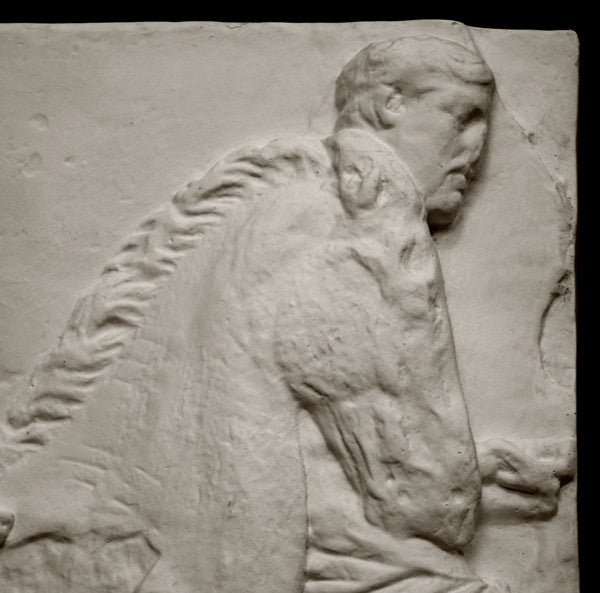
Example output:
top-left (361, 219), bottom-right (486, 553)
top-left (479, 484), bottom-right (559, 523)
top-left (496, 468), bottom-right (559, 496)
top-left (491, 441), bottom-right (562, 495)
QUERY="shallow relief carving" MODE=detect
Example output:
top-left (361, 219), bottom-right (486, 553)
top-left (0, 22), bottom-right (577, 592)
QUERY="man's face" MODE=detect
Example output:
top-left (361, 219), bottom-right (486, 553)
top-left (382, 76), bottom-right (492, 227)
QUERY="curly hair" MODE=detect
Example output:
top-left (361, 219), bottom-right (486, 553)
top-left (334, 35), bottom-right (494, 131)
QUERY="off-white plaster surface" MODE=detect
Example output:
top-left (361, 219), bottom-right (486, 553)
top-left (0, 21), bottom-right (578, 593)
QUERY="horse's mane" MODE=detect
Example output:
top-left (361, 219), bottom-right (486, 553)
top-left (3, 138), bottom-right (329, 459)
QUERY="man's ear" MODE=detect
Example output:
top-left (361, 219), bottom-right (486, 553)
top-left (374, 87), bottom-right (405, 128)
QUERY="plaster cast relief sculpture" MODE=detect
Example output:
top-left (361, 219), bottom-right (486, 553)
top-left (0, 23), bottom-right (577, 593)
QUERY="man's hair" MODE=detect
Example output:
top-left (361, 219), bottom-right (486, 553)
top-left (334, 35), bottom-right (494, 131)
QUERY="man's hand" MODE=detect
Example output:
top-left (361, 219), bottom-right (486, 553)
top-left (476, 437), bottom-right (575, 522)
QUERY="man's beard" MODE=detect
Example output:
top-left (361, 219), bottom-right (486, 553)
top-left (425, 176), bottom-right (467, 229)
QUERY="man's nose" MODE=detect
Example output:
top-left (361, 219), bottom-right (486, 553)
top-left (461, 122), bottom-right (487, 166)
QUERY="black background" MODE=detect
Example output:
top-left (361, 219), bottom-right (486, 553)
top-left (0, 11), bottom-right (592, 593)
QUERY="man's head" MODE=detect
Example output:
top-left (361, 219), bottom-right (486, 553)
top-left (335, 36), bottom-right (494, 227)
